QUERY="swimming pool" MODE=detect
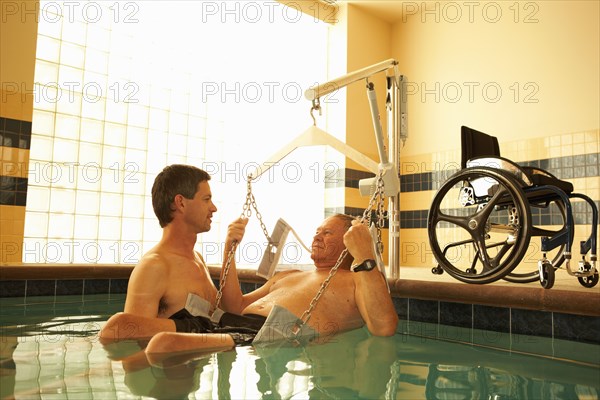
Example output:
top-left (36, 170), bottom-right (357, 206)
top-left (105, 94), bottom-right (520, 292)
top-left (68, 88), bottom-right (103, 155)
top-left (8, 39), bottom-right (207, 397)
top-left (1, 294), bottom-right (598, 399)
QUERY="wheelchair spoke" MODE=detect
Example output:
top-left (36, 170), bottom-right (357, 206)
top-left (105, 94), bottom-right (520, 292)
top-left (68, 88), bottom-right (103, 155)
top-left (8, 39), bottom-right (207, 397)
top-left (474, 240), bottom-right (513, 273)
top-left (435, 212), bottom-right (471, 230)
top-left (473, 185), bottom-right (508, 222)
top-left (490, 241), bottom-right (513, 266)
top-left (473, 236), bottom-right (495, 269)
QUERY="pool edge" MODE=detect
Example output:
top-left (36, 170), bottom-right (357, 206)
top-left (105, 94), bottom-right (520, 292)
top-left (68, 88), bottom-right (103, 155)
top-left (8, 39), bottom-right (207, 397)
top-left (1, 263), bottom-right (598, 317)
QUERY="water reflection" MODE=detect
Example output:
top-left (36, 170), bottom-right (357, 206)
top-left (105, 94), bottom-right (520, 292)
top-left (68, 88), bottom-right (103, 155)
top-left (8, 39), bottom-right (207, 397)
top-left (253, 328), bottom-right (397, 398)
top-left (128, 327), bottom-right (599, 399)
top-left (1, 322), bottom-right (598, 399)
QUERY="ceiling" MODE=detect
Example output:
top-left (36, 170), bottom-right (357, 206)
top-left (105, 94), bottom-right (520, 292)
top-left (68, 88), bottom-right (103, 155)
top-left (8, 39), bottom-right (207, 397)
top-left (344, 1), bottom-right (407, 23)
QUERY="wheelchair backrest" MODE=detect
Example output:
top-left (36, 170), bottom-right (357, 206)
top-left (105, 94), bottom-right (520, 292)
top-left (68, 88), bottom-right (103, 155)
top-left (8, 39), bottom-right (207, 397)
top-left (461, 126), bottom-right (501, 169)
top-left (461, 126), bottom-right (533, 187)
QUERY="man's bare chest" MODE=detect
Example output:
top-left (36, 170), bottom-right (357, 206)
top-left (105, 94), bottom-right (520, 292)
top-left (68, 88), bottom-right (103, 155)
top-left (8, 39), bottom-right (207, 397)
top-left (270, 272), bottom-right (354, 301)
top-left (161, 264), bottom-right (216, 311)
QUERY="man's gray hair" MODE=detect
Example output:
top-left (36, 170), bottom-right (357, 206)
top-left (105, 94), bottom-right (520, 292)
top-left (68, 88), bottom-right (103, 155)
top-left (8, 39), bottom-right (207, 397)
top-left (332, 213), bottom-right (356, 231)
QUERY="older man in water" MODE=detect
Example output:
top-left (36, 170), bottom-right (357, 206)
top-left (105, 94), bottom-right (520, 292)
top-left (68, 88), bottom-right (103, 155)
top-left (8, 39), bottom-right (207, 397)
top-left (143, 213), bottom-right (398, 354)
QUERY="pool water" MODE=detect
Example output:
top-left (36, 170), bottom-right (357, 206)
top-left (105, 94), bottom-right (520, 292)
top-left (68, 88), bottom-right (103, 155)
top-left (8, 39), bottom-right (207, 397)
top-left (1, 295), bottom-right (599, 399)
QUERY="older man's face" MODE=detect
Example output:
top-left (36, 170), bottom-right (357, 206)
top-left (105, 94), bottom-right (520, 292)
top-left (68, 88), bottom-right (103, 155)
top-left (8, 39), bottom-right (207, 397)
top-left (310, 216), bottom-right (347, 268)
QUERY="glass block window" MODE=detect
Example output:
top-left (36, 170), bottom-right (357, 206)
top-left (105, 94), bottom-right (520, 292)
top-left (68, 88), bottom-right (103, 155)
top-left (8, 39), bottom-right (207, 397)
top-left (26, 1), bottom-right (331, 265)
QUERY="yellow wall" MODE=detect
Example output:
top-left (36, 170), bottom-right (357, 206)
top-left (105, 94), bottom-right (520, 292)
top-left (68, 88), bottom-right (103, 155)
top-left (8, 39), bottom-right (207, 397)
top-left (0, 0), bottom-right (39, 263)
top-left (0, 0), bottom-right (38, 121)
top-left (345, 4), bottom-right (392, 168)
top-left (340, 1), bottom-right (599, 270)
top-left (342, 5), bottom-right (394, 262)
top-left (343, 3), bottom-right (394, 201)
top-left (391, 0), bottom-right (600, 156)
top-left (387, 0), bottom-right (599, 268)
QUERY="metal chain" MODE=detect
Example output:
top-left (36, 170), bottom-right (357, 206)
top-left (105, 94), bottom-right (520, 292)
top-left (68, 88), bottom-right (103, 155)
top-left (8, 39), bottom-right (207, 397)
top-left (213, 176), bottom-right (271, 314)
top-left (294, 248), bottom-right (349, 334)
top-left (215, 172), bottom-right (387, 325)
top-left (247, 182), bottom-right (272, 242)
top-left (294, 170), bottom-right (387, 334)
top-left (214, 241), bottom-right (236, 313)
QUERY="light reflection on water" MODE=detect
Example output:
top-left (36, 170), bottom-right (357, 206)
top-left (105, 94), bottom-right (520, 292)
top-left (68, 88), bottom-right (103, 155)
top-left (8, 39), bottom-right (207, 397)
top-left (1, 319), bottom-right (599, 399)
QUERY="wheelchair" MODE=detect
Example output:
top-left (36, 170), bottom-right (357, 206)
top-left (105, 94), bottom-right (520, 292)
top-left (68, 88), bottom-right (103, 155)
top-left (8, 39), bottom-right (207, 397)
top-left (428, 126), bottom-right (598, 289)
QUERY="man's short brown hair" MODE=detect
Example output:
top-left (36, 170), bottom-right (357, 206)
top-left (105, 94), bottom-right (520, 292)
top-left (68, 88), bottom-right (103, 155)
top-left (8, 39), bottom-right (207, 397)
top-left (151, 165), bottom-right (211, 227)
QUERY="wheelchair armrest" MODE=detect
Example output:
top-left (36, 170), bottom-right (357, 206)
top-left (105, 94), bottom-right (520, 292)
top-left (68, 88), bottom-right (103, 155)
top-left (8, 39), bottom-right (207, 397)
top-left (521, 166), bottom-right (557, 179)
top-left (521, 166), bottom-right (574, 194)
top-left (466, 156), bottom-right (533, 186)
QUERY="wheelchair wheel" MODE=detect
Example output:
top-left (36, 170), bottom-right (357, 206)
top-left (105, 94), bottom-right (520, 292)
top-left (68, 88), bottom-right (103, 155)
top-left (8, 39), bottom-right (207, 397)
top-left (504, 199), bottom-right (573, 284)
top-left (578, 271), bottom-right (599, 288)
top-left (539, 259), bottom-right (555, 289)
top-left (428, 167), bottom-right (532, 284)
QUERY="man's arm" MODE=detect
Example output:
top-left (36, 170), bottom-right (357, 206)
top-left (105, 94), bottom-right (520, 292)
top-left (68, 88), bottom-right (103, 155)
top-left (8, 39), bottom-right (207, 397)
top-left (124, 255), bottom-right (169, 317)
top-left (221, 218), bottom-right (286, 314)
top-left (344, 221), bottom-right (399, 336)
top-left (218, 218), bottom-right (247, 313)
top-left (100, 256), bottom-right (175, 341)
top-left (219, 218), bottom-right (272, 313)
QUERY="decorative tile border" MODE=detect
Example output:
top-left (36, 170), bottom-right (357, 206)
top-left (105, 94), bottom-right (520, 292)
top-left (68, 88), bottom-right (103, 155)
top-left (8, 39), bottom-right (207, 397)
top-left (343, 149), bottom-right (600, 229)
top-left (0, 278), bottom-right (129, 298)
top-left (0, 117), bottom-right (32, 150)
top-left (2, 267), bottom-right (598, 346)
top-left (0, 176), bottom-right (28, 206)
top-left (1, 116), bottom-right (32, 206)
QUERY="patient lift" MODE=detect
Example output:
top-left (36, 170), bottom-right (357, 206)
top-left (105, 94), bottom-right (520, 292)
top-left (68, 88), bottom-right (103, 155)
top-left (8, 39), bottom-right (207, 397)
top-left (211, 59), bottom-right (405, 344)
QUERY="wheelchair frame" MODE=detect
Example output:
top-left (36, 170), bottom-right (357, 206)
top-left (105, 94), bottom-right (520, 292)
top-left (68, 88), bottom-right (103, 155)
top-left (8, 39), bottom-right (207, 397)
top-left (427, 126), bottom-right (598, 289)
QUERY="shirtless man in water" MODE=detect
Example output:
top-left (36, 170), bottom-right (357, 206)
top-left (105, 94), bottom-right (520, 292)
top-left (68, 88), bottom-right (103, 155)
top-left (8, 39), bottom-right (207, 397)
top-left (100, 164), bottom-right (220, 339)
top-left (142, 213), bottom-right (399, 354)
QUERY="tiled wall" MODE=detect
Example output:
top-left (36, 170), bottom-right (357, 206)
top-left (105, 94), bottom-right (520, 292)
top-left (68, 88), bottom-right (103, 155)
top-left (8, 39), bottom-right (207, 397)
top-left (397, 153), bottom-right (599, 229)
top-left (0, 278), bottom-right (128, 298)
top-left (0, 117), bottom-right (31, 206)
top-left (1, 1), bottom-right (36, 264)
top-left (393, 298), bottom-right (599, 347)
top-left (0, 117), bottom-right (32, 263)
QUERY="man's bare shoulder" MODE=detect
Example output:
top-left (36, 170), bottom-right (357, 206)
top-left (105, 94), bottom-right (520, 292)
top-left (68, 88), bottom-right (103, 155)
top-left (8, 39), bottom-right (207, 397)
top-left (131, 248), bottom-right (170, 276)
top-left (194, 251), bottom-right (208, 268)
